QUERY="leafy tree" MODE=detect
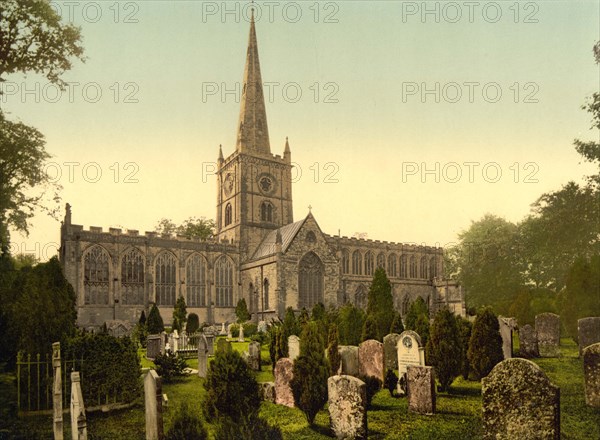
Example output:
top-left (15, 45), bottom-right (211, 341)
top-left (186, 313), bottom-right (200, 334)
top-left (154, 217), bottom-right (215, 240)
top-left (327, 323), bottom-right (341, 375)
top-left (404, 297), bottom-right (429, 331)
top-left (361, 315), bottom-right (378, 342)
top-left (290, 322), bottom-right (330, 424)
top-left (426, 308), bottom-right (461, 391)
top-left (11, 253), bottom-right (38, 269)
top-left (457, 317), bottom-right (472, 380)
top-left (508, 289), bottom-right (535, 327)
top-left (235, 298), bottom-right (251, 323)
top-left (467, 308), bottom-right (504, 380)
top-left (389, 312), bottom-right (405, 334)
top-left (365, 268), bottom-right (395, 341)
top-left (165, 403), bottom-right (208, 440)
top-left (337, 302), bottom-right (365, 346)
top-left (172, 296), bottom-right (187, 332)
top-left (147, 303), bottom-right (164, 334)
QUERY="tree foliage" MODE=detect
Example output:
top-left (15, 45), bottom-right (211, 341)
top-left (154, 217), bottom-right (215, 240)
top-left (147, 303), bottom-right (164, 334)
top-left (235, 298), bottom-right (251, 323)
top-left (165, 403), bottom-right (208, 440)
top-left (186, 313), bottom-right (200, 334)
top-left (426, 308), bottom-right (461, 391)
top-left (361, 314), bottom-right (378, 342)
top-left (327, 323), bottom-right (341, 375)
top-left (389, 312), bottom-right (405, 334)
top-left (172, 296), bottom-right (187, 332)
top-left (404, 297), bottom-right (430, 347)
top-left (337, 302), bottom-right (365, 346)
top-left (467, 308), bottom-right (503, 380)
top-left (365, 267), bottom-right (395, 341)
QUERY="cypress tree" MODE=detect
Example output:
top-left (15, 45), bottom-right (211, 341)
top-left (366, 267), bottom-right (395, 341)
top-left (457, 316), bottom-right (473, 380)
top-left (389, 312), bottom-right (405, 334)
top-left (327, 323), bottom-right (341, 375)
top-left (147, 303), bottom-right (165, 334)
top-left (172, 296), bottom-right (187, 332)
top-left (467, 307), bottom-right (504, 379)
top-left (361, 315), bottom-right (378, 342)
top-left (425, 308), bottom-right (461, 391)
top-left (235, 298), bottom-right (251, 323)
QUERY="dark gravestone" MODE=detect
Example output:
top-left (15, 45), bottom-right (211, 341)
top-left (339, 346), bottom-right (359, 377)
top-left (578, 317), bottom-right (600, 355)
top-left (383, 333), bottom-right (401, 370)
top-left (535, 313), bottom-right (560, 357)
top-left (583, 342), bottom-right (600, 408)
top-left (518, 324), bottom-right (539, 358)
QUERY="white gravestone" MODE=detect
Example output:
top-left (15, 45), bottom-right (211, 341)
top-left (397, 330), bottom-right (425, 394)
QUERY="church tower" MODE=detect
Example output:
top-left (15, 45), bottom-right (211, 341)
top-left (216, 11), bottom-right (294, 261)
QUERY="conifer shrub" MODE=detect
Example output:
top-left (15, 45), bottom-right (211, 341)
top-left (154, 350), bottom-right (187, 382)
top-left (147, 303), bottom-right (164, 334)
top-left (361, 375), bottom-right (382, 408)
top-left (389, 312), bottom-right (405, 334)
top-left (186, 313), bottom-right (200, 334)
top-left (327, 323), bottom-right (341, 375)
top-left (172, 296), bottom-right (187, 332)
top-left (361, 315), bottom-right (378, 342)
top-left (235, 298), bottom-right (251, 323)
top-left (467, 307), bottom-right (504, 379)
top-left (366, 267), bottom-right (395, 340)
top-left (426, 308), bottom-right (461, 391)
top-left (165, 403), bottom-right (207, 440)
top-left (457, 316), bottom-right (473, 380)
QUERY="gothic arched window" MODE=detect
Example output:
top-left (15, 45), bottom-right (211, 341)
top-left (298, 252), bottom-right (324, 309)
top-left (341, 249), bottom-right (350, 274)
top-left (215, 256), bottom-right (234, 307)
top-left (400, 254), bottom-right (407, 278)
top-left (224, 203), bottom-right (232, 226)
top-left (376, 252), bottom-right (385, 270)
top-left (355, 284), bottom-right (367, 309)
top-left (260, 201), bottom-right (273, 222)
top-left (409, 255), bottom-right (417, 278)
top-left (364, 251), bottom-right (374, 276)
top-left (420, 256), bottom-right (428, 279)
top-left (352, 250), bottom-right (362, 275)
top-left (155, 252), bottom-right (177, 306)
top-left (186, 254), bottom-right (207, 307)
top-left (84, 245), bottom-right (110, 305)
top-left (388, 254), bottom-right (397, 278)
top-left (121, 248), bottom-right (144, 305)
top-left (429, 257), bottom-right (437, 280)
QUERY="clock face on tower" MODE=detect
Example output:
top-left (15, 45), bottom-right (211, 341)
top-left (223, 173), bottom-right (234, 196)
top-left (258, 174), bottom-right (276, 194)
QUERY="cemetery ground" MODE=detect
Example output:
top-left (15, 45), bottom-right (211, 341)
top-left (0, 338), bottom-right (598, 439)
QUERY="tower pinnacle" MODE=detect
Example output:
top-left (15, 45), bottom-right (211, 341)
top-left (236, 10), bottom-right (271, 156)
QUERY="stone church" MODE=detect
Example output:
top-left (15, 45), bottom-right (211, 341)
top-left (59, 14), bottom-right (465, 330)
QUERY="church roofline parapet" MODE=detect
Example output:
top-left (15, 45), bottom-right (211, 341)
top-left (326, 233), bottom-right (443, 253)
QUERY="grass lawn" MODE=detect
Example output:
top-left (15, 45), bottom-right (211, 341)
top-left (1, 337), bottom-right (599, 439)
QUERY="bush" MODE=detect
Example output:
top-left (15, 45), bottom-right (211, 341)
top-left (457, 317), bottom-right (472, 380)
top-left (186, 313), bottom-right (200, 334)
top-left (467, 307), bottom-right (503, 380)
top-left (165, 403), bottom-right (207, 440)
top-left (361, 315), bottom-right (378, 342)
top-left (426, 308), bottom-right (461, 391)
top-left (338, 303), bottom-right (365, 345)
top-left (154, 350), bottom-right (187, 382)
top-left (361, 375), bottom-right (382, 408)
top-left (172, 296), bottom-right (187, 332)
top-left (390, 312), bottom-right (405, 334)
top-left (230, 322), bottom-right (258, 338)
top-left (283, 307), bottom-right (300, 337)
top-left (384, 369), bottom-right (398, 397)
top-left (327, 323), bottom-right (341, 375)
top-left (147, 303), bottom-right (164, 334)
top-left (235, 298), bottom-right (251, 323)
top-left (366, 268), bottom-right (395, 341)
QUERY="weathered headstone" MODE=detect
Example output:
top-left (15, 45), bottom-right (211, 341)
top-left (583, 342), bottom-right (600, 407)
top-left (328, 375), bottom-right (367, 440)
top-left (219, 322), bottom-right (227, 335)
top-left (144, 370), bottom-right (164, 440)
top-left (274, 358), bottom-right (294, 407)
top-left (397, 331), bottom-right (425, 394)
top-left (498, 317), bottom-right (514, 359)
top-left (339, 345), bottom-right (359, 377)
top-left (70, 372), bottom-right (87, 440)
top-left (217, 338), bottom-right (231, 353)
top-left (238, 324), bottom-right (245, 342)
top-left (358, 339), bottom-right (384, 382)
top-left (205, 335), bottom-right (215, 356)
top-left (260, 382), bottom-right (276, 403)
top-left (170, 329), bottom-right (179, 353)
top-left (146, 334), bottom-right (164, 360)
top-left (518, 324), bottom-right (539, 358)
top-left (535, 313), bottom-right (561, 357)
top-left (198, 335), bottom-right (208, 378)
top-left (52, 342), bottom-right (63, 440)
top-left (227, 323), bottom-right (234, 339)
top-left (578, 317), bottom-right (600, 355)
top-left (288, 335), bottom-right (300, 361)
top-left (258, 320), bottom-right (267, 333)
top-left (407, 365), bottom-right (436, 415)
top-left (248, 341), bottom-right (261, 371)
top-left (383, 333), bottom-right (401, 370)
top-left (482, 358), bottom-right (560, 440)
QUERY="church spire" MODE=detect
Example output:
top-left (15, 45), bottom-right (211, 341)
top-left (236, 9), bottom-right (271, 156)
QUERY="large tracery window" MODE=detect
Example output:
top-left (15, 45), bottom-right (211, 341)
top-left (355, 284), bottom-right (367, 309)
top-left (352, 250), bottom-right (362, 275)
top-left (420, 256), bottom-right (428, 279)
top-left (388, 254), bottom-right (398, 278)
top-left (341, 249), bottom-right (350, 274)
top-left (260, 201), bottom-right (273, 222)
top-left (84, 246), bottom-right (110, 305)
top-left (429, 257), bottom-right (438, 280)
top-left (224, 203), bottom-right (232, 226)
top-left (186, 254), bottom-right (207, 307)
top-left (121, 248), bottom-right (144, 305)
top-left (364, 251), bottom-right (374, 276)
top-left (215, 256), bottom-right (234, 307)
top-left (298, 252), bottom-right (324, 309)
top-left (400, 254), bottom-right (407, 278)
top-left (376, 252), bottom-right (385, 270)
top-left (155, 252), bottom-right (177, 306)
top-left (409, 255), bottom-right (417, 278)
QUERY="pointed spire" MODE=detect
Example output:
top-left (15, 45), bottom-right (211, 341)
top-left (283, 136), bottom-right (291, 161)
top-left (218, 144), bottom-right (224, 162)
top-left (236, 9), bottom-right (271, 156)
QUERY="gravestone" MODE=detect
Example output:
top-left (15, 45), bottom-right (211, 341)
top-left (144, 370), bottom-right (164, 440)
top-left (219, 322), bottom-right (227, 335)
top-left (227, 323), bottom-right (234, 339)
top-left (583, 342), bottom-right (600, 407)
top-left (260, 382), bottom-right (276, 403)
top-left (258, 320), bottom-right (267, 333)
top-left (358, 339), bottom-right (384, 382)
top-left (52, 342), bottom-right (64, 440)
top-left (288, 335), bottom-right (300, 361)
top-left (535, 313), bottom-right (561, 357)
top-left (407, 365), bottom-right (436, 415)
top-left (169, 330), bottom-right (179, 353)
top-left (205, 335), bottom-right (215, 356)
top-left (328, 375), bottom-right (367, 440)
top-left (383, 333), bottom-right (401, 370)
top-left (198, 335), bottom-right (208, 378)
top-left (146, 334), bottom-right (164, 360)
top-left (518, 324), bottom-right (539, 358)
top-left (248, 341), bottom-right (261, 371)
top-left (498, 317), bottom-right (514, 359)
top-left (70, 372), bottom-right (87, 440)
top-left (482, 358), bottom-right (560, 440)
top-left (578, 317), bottom-right (600, 355)
top-left (217, 338), bottom-right (231, 353)
top-left (238, 324), bottom-right (245, 342)
top-left (396, 331), bottom-right (425, 394)
top-left (339, 346), bottom-right (359, 377)
top-left (274, 358), bottom-right (295, 407)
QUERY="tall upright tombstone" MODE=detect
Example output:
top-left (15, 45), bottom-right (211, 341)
top-left (70, 372), bottom-right (87, 440)
top-left (383, 333), bottom-right (401, 370)
top-left (407, 365), bottom-right (436, 415)
top-left (578, 317), bottom-right (600, 355)
top-left (238, 324), bottom-right (245, 342)
top-left (583, 342), bottom-right (600, 407)
top-left (498, 317), bottom-right (514, 359)
top-left (535, 313), bottom-right (561, 357)
top-left (288, 335), bottom-right (300, 361)
top-left (358, 339), bottom-right (384, 382)
top-left (482, 358), bottom-right (560, 440)
top-left (198, 335), bottom-right (208, 378)
top-left (396, 331), bottom-right (425, 394)
top-left (518, 324), bottom-right (539, 358)
top-left (144, 370), bottom-right (164, 440)
top-left (338, 346), bottom-right (359, 377)
top-left (274, 357), bottom-right (295, 407)
top-left (52, 342), bottom-right (63, 440)
top-left (205, 335), bottom-right (215, 356)
top-left (328, 375), bottom-right (367, 440)
top-left (248, 341), bottom-right (261, 371)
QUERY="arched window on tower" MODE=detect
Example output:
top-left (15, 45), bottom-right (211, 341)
top-left (215, 256), bottom-right (234, 307)
top-left (409, 255), bottom-right (417, 278)
top-left (420, 256), bottom-right (428, 279)
top-left (260, 201), bottom-right (273, 222)
top-left (429, 257), bottom-right (437, 280)
top-left (155, 252), bottom-right (177, 306)
top-left (364, 251), bottom-right (374, 276)
top-left (400, 254), bottom-right (407, 278)
top-left (186, 254), bottom-right (207, 307)
top-left (121, 248), bottom-right (144, 305)
top-left (298, 252), bottom-right (324, 309)
top-left (355, 284), bottom-right (367, 309)
top-left (388, 254), bottom-right (397, 278)
top-left (84, 245), bottom-right (110, 305)
top-left (224, 203), bottom-right (232, 226)
top-left (352, 250), bottom-right (362, 275)
top-left (376, 252), bottom-right (385, 270)
top-left (341, 249), bottom-right (350, 274)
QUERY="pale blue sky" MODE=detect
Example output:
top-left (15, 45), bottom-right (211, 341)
top-left (3, 1), bottom-right (599, 259)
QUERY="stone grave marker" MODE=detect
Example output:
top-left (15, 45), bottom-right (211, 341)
top-left (217, 338), bottom-right (232, 354)
top-left (205, 335), bottom-right (215, 356)
top-left (518, 324), bottom-right (539, 358)
top-left (339, 346), bottom-right (359, 377)
top-left (70, 371), bottom-right (87, 440)
top-left (146, 334), bottom-right (164, 360)
top-left (260, 382), bottom-right (276, 403)
top-left (288, 335), bottom-right (300, 361)
top-left (583, 342), bottom-right (600, 407)
top-left (328, 375), bottom-right (367, 440)
top-left (52, 342), bottom-right (63, 440)
top-left (396, 330), bottom-right (425, 394)
top-left (498, 317), bottom-right (514, 359)
top-left (407, 365), bottom-right (436, 415)
top-left (578, 317), bottom-right (600, 355)
top-left (383, 333), bottom-right (401, 370)
top-left (358, 339), bottom-right (384, 382)
top-left (482, 358), bottom-right (560, 440)
top-left (220, 322), bottom-right (227, 335)
top-left (227, 323), bottom-right (234, 339)
top-left (248, 341), bottom-right (261, 371)
top-left (238, 324), bottom-right (245, 342)
top-left (144, 370), bottom-right (164, 440)
top-left (258, 320), bottom-right (268, 333)
top-left (198, 335), bottom-right (208, 378)
top-left (535, 313), bottom-right (561, 357)
top-left (274, 358), bottom-right (295, 407)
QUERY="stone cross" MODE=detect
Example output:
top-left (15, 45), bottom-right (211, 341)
top-left (52, 342), bottom-right (63, 440)
top-left (144, 370), bottom-right (164, 440)
top-left (328, 375), bottom-right (367, 440)
top-left (70, 372), bottom-right (87, 440)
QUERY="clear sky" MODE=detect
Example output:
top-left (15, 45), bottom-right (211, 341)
top-left (3, 0), bottom-right (599, 260)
